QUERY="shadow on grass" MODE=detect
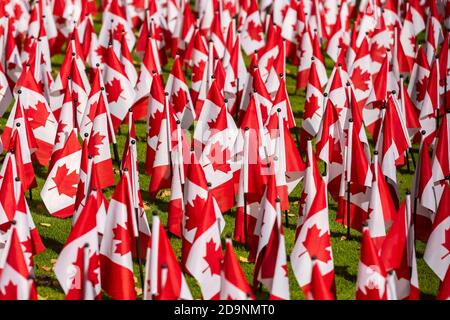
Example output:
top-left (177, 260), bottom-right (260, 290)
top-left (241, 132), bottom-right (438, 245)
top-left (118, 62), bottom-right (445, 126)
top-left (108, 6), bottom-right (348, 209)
top-left (334, 265), bottom-right (357, 283)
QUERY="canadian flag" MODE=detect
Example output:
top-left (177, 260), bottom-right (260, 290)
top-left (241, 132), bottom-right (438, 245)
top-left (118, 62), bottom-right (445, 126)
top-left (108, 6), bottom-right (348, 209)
top-left (133, 35), bottom-right (161, 121)
top-left (265, 106), bottom-right (304, 211)
top-left (308, 257), bottom-right (335, 300)
top-left (0, 153), bottom-right (45, 265)
top-left (316, 99), bottom-right (344, 200)
top-left (0, 226), bottom-right (36, 300)
top-left (114, 30), bottom-right (138, 89)
top-left (0, 101), bottom-right (37, 192)
top-left (233, 95), bottom-right (269, 253)
top-left (189, 30), bottom-right (208, 110)
top-left (424, 183), bottom-right (450, 281)
top-left (368, 17), bottom-right (390, 75)
top-left (97, 0), bottom-right (135, 55)
top-left (147, 92), bottom-right (190, 199)
top-left (408, 46), bottom-right (430, 114)
top-left (79, 66), bottom-right (115, 189)
top-left (349, 37), bottom-right (372, 106)
top-left (432, 112), bottom-right (450, 184)
top-left (381, 194), bottom-right (420, 300)
top-left (165, 55), bottom-right (195, 129)
top-left (4, 0), bottom-right (30, 39)
top-left (419, 57), bottom-right (439, 142)
top-left (336, 87), bottom-right (372, 231)
top-left (50, 34), bottom-right (90, 128)
top-left (325, 63), bottom-right (349, 130)
top-left (253, 173), bottom-right (290, 300)
top-left (0, 63), bottom-right (12, 117)
top-left (425, 1), bottom-right (444, 65)
top-left (375, 93), bottom-right (410, 194)
top-left (291, 140), bottom-right (335, 298)
top-left (220, 236), bottom-right (254, 300)
top-left (100, 171), bottom-right (139, 300)
top-left (41, 128), bottom-right (82, 218)
top-left (143, 214), bottom-right (192, 300)
top-left (356, 225), bottom-right (387, 300)
top-left (258, 23), bottom-right (280, 82)
top-left (296, 28), bottom-right (313, 90)
top-left (301, 60), bottom-right (325, 139)
top-left (366, 152), bottom-right (397, 250)
top-left (193, 80), bottom-right (231, 151)
top-left (400, 7), bottom-right (417, 72)
top-left (54, 192), bottom-right (102, 300)
top-left (438, 268), bottom-right (450, 300)
top-left (182, 153), bottom-right (225, 300)
top-left (72, 139), bottom-right (108, 236)
top-left (2, 17), bottom-right (22, 85)
top-left (102, 45), bottom-right (135, 131)
top-left (399, 77), bottom-right (421, 141)
top-left (413, 135), bottom-right (437, 241)
top-left (199, 100), bottom-right (238, 213)
top-left (77, 13), bottom-right (98, 67)
top-left (240, 0), bottom-right (265, 55)
top-left (223, 29), bottom-right (247, 115)
top-left (2, 67), bottom-right (57, 167)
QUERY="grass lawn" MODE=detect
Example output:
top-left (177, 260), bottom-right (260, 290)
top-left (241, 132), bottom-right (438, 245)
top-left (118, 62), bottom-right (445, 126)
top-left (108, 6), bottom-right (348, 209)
top-left (0, 16), bottom-right (441, 300)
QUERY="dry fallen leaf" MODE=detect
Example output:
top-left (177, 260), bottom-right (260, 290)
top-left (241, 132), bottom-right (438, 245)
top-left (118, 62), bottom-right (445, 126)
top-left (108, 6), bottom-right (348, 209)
top-left (288, 213), bottom-right (295, 217)
top-left (239, 256), bottom-right (249, 263)
top-left (39, 223), bottom-right (51, 228)
top-left (158, 189), bottom-right (171, 199)
top-left (50, 259), bottom-right (57, 265)
top-left (143, 202), bottom-right (151, 211)
top-left (135, 287), bottom-right (143, 296)
top-left (38, 295), bottom-right (48, 300)
top-left (340, 236), bottom-right (347, 241)
top-left (41, 265), bottom-right (51, 272)
top-left (134, 276), bottom-right (138, 284)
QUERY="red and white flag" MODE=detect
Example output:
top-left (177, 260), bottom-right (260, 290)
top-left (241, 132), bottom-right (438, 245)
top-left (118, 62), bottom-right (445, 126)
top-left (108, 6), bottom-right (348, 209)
top-left (424, 183), bottom-right (450, 281)
top-left (253, 174), bottom-right (290, 300)
top-left (220, 236), bottom-right (254, 300)
top-left (54, 192), bottom-right (102, 300)
top-left (240, 0), bottom-right (265, 56)
top-left (291, 140), bottom-right (335, 299)
top-left (143, 214), bottom-right (192, 300)
top-left (182, 153), bottom-right (225, 300)
top-left (356, 225), bottom-right (387, 300)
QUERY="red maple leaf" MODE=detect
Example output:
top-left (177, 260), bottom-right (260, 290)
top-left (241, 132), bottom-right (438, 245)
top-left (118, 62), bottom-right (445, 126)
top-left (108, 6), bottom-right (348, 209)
top-left (192, 60), bottom-right (206, 83)
top-left (304, 94), bottom-right (321, 119)
top-left (442, 228), bottom-right (450, 259)
top-left (415, 75), bottom-right (429, 102)
top-left (264, 56), bottom-right (276, 74)
top-left (171, 88), bottom-right (188, 113)
top-left (95, 46), bottom-right (106, 64)
top-left (362, 285), bottom-right (384, 299)
top-left (87, 252), bottom-right (100, 286)
top-left (55, 121), bottom-right (67, 145)
top-left (72, 91), bottom-right (81, 111)
top-left (409, 35), bottom-right (416, 48)
top-left (88, 131), bottom-right (105, 157)
top-left (352, 66), bottom-right (371, 92)
top-left (370, 42), bottom-right (386, 65)
top-left (85, 101), bottom-right (98, 125)
top-left (203, 238), bottom-right (222, 276)
top-left (247, 20), bottom-right (263, 42)
top-left (207, 141), bottom-right (231, 174)
top-left (113, 23), bottom-right (125, 42)
top-left (49, 164), bottom-right (79, 198)
top-left (185, 195), bottom-right (205, 231)
top-left (26, 101), bottom-right (51, 130)
top-left (113, 224), bottom-right (131, 256)
top-left (0, 281), bottom-right (18, 299)
top-left (13, 4), bottom-right (23, 20)
top-left (301, 224), bottom-right (331, 263)
top-left (105, 77), bottom-right (124, 103)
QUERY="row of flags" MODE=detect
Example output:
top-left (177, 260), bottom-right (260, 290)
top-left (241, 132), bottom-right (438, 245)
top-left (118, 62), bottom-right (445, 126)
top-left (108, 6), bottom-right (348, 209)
top-left (0, 0), bottom-right (448, 300)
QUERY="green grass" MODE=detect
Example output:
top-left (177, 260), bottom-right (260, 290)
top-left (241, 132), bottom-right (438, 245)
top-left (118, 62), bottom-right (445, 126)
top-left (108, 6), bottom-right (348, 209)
top-left (0, 24), bottom-right (440, 300)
